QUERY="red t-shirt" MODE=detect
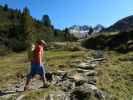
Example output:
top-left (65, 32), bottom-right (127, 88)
top-left (32, 44), bottom-right (44, 64)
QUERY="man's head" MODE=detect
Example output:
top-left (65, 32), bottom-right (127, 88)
top-left (36, 40), bottom-right (47, 47)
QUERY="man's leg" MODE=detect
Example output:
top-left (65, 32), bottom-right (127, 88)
top-left (39, 64), bottom-right (49, 88)
top-left (24, 75), bottom-right (33, 91)
top-left (41, 74), bottom-right (48, 87)
top-left (24, 63), bottom-right (36, 91)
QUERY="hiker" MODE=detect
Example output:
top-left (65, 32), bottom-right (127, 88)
top-left (24, 40), bottom-right (48, 91)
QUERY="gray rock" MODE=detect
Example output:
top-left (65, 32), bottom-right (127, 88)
top-left (70, 88), bottom-right (91, 100)
top-left (95, 50), bottom-right (104, 59)
top-left (45, 91), bottom-right (70, 100)
top-left (61, 80), bottom-right (75, 92)
top-left (88, 79), bottom-right (96, 85)
top-left (46, 72), bottom-right (53, 82)
top-left (70, 83), bottom-right (106, 100)
top-left (75, 68), bottom-right (91, 73)
top-left (95, 90), bottom-right (105, 100)
top-left (70, 83), bottom-right (97, 100)
top-left (46, 71), bottom-right (68, 84)
top-left (52, 75), bottom-right (62, 84)
top-left (75, 80), bottom-right (86, 87)
top-left (77, 62), bottom-right (96, 70)
top-left (80, 83), bottom-right (97, 90)
top-left (67, 73), bottom-right (85, 81)
top-left (83, 70), bottom-right (97, 76)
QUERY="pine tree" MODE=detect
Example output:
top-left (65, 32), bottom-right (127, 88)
top-left (54, 29), bottom-right (58, 37)
top-left (4, 4), bottom-right (8, 11)
top-left (20, 7), bottom-right (34, 48)
top-left (42, 15), bottom-right (51, 27)
top-left (64, 28), bottom-right (70, 41)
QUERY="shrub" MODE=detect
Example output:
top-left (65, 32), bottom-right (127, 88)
top-left (81, 35), bottom-right (106, 50)
top-left (7, 38), bottom-right (27, 52)
top-left (116, 43), bottom-right (128, 53)
top-left (0, 45), bottom-right (10, 56)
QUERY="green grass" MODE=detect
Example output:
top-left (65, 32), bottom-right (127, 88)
top-left (0, 50), bottom-right (86, 100)
top-left (22, 85), bottom-right (60, 100)
top-left (0, 50), bottom-right (132, 100)
top-left (0, 50), bottom-right (86, 89)
top-left (101, 32), bottom-right (119, 36)
top-left (97, 51), bottom-right (133, 100)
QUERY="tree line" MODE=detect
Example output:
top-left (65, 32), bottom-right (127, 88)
top-left (0, 4), bottom-right (77, 52)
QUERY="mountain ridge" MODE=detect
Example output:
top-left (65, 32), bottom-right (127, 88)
top-left (106, 15), bottom-right (133, 32)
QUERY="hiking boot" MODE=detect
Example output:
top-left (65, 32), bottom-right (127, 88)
top-left (24, 86), bottom-right (31, 91)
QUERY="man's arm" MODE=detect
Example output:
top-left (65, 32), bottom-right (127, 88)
top-left (38, 50), bottom-right (42, 64)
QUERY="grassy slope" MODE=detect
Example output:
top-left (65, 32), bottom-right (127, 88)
top-left (0, 50), bottom-right (87, 100)
top-left (0, 50), bottom-right (132, 100)
top-left (97, 51), bottom-right (133, 100)
top-left (0, 50), bottom-right (86, 88)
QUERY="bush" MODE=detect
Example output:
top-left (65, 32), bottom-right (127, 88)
top-left (81, 35), bottom-right (106, 50)
top-left (116, 44), bottom-right (128, 53)
top-left (0, 45), bottom-right (10, 56)
top-left (7, 38), bottom-right (27, 52)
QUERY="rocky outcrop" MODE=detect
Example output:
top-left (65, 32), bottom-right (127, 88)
top-left (44, 57), bottom-right (106, 100)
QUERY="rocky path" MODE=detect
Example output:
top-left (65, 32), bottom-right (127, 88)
top-left (0, 57), bottom-right (107, 100)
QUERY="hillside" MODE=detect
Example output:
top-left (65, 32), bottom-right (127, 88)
top-left (0, 5), bottom-right (74, 52)
top-left (0, 5), bottom-right (53, 51)
top-left (106, 15), bottom-right (133, 32)
top-left (82, 31), bottom-right (133, 53)
top-left (0, 48), bottom-right (132, 100)
top-left (81, 15), bottom-right (133, 52)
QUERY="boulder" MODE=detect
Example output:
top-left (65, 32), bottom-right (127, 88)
top-left (60, 80), bottom-right (75, 92)
top-left (70, 83), bottom-right (105, 100)
top-left (84, 70), bottom-right (97, 76)
top-left (76, 62), bottom-right (96, 70)
top-left (45, 91), bottom-right (70, 100)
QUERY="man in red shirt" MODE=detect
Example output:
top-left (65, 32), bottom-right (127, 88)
top-left (24, 40), bottom-right (48, 91)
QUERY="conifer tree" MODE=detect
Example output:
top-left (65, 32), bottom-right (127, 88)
top-left (4, 4), bottom-right (8, 11)
top-left (42, 15), bottom-right (51, 27)
top-left (20, 7), bottom-right (34, 47)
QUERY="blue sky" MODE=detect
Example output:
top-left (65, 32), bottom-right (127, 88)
top-left (0, 0), bottom-right (133, 29)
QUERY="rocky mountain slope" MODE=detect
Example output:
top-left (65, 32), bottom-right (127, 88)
top-left (106, 15), bottom-right (133, 32)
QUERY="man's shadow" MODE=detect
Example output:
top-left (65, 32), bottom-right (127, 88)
top-left (0, 90), bottom-right (23, 96)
